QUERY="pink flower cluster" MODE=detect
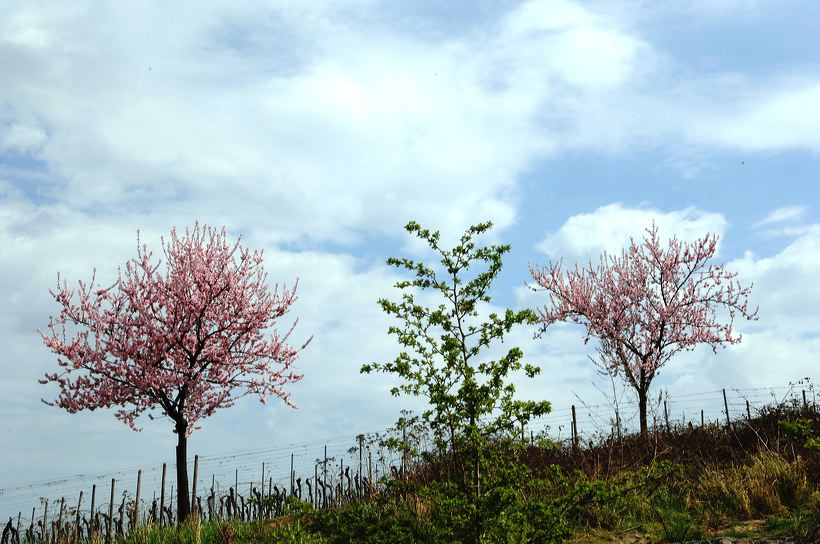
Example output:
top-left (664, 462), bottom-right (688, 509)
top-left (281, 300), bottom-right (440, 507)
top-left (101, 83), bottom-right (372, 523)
top-left (40, 223), bottom-right (307, 437)
top-left (529, 224), bottom-right (758, 389)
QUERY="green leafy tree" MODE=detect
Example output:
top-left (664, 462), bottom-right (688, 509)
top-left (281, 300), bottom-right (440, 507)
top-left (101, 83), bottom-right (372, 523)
top-left (361, 220), bottom-right (551, 505)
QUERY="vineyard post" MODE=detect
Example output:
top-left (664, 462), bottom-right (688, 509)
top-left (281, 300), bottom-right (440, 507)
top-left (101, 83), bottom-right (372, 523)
top-left (701, 409), bottom-right (704, 429)
top-left (134, 470), bottom-right (141, 529)
top-left (57, 497), bottom-right (64, 542)
top-left (41, 500), bottom-right (48, 544)
top-left (29, 507), bottom-right (35, 543)
top-left (323, 445), bottom-right (328, 509)
top-left (368, 451), bottom-right (372, 490)
top-left (664, 400), bottom-right (670, 433)
top-left (260, 463), bottom-right (265, 504)
top-left (314, 463), bottom-right (318, 509)
top-left (340, 459), bottom-right (345, 499)
top-left (268, 478), bottom-right (272, 517)
top-left (89, 485), bottom-right (96, 536)
top-left (571, 405), bottom-right (578, 449)
top-left (804, 390), bottom-right (808, 411)
top-left (746, 400), bottom-right (751, 421)
top-left (290, 453), bottom-right (294, 496)
top-left (159, 464), bottom-right (166, 528)
top-left (191, 456), bottom-right (199, 517)
top-left (723, 388), bottom-right (730, 426)
top-left (74, 492), bottom-right (83, 543)
top-left (107, 479), bottom-right (115, 543)
top-left (16, 512), bottom-right (21, 543)
top-left (358, 435), bottom-right (364, 499)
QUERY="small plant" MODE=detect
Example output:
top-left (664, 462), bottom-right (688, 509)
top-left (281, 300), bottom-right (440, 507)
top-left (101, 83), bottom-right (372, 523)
top-left (779, 418), bottom-right (814, 441)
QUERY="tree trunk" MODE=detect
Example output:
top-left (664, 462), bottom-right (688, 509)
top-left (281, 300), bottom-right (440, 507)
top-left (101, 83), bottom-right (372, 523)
top-left (175, 420), bottom-right (191, 523)
top-left (638, 388), bottom-right (648, 438)
top-left (637, 368), bottom-right (650, 439)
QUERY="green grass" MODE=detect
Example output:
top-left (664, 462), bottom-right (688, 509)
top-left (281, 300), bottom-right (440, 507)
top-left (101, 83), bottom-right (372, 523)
top-left (118, 518), bottom-right (325, 544)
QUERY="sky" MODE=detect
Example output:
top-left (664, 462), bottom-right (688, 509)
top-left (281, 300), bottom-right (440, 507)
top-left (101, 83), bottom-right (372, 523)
top-left (1, 0), bottom-right (819, 501)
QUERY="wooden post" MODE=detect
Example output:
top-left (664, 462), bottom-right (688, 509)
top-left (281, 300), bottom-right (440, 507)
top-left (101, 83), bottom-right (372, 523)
top-left (723, 388), bottom-right (730, 426)
top-left (191, 455), bottom-right (199, 517)
top-left (701, 409), bottom-right (704, 428)
top-left (571, 405), bottom-right (578, 448)
top-left (90, 485), bottom-right (97, 535)
top-left (340, 459), bottom-right (344, 498)
top-left (41, 500), bottom-right (48, 544)
top-left (323, 445), bottom-right (328, 509)
top-left (803, 390), bottom-right (808, 410)
top-left (30, 507), bottom-right (35, 543)
top-left (235, 469), bottom-right (238, 494)
top-left (358, 435), bottom-right (364, 498)
top-left (663, 400), bottom-right (670, 433)
top-left (75, 492), bottom-right (83, 543)
top-left (159, 464), bottom-right (166, 528)
top-left (57, 497), bottom-right (64, 542)
top-left (107, 479), bottom-right (115, 543)
top-left (134, 470), bottom-right (142, 529)
top-left (290, 453), bottom-right (295, 496)
top-left (261, 462), bottom-right (265, 502)
top-left (746, 400), bottom-right (751, 420)
top-left (314, 464), bottom-right (319, 509)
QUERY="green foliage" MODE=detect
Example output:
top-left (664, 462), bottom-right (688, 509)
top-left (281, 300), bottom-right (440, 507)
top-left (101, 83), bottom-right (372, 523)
top-left (307, 495), bottom-right (440, 544)
top-left (361, 220), bottom-right (550, 526)
top-left (778, 417), bottom-right (820, 456)
top-left (246, 494), bottom-right (313, 518)
top-left (646, 487), bottom-right (703, 543)
top-left (361, 221), bottom-right (550, 457)
top-left (779, 417), bottom-right (814, 441)
top-left (805, 436), bottom-right (820, 452)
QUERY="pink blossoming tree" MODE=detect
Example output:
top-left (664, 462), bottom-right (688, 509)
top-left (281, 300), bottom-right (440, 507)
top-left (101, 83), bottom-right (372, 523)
top-left (40, 223), bottom-right (308, 521)
top-left (529, 224), bottom-right (757, 437)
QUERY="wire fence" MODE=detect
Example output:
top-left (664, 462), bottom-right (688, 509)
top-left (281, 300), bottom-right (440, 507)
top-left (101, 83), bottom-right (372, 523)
top-left (0, 378), bottom-right (816, 543)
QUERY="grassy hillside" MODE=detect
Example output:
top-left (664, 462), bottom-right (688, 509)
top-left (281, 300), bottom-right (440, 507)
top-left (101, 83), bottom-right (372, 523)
top-left (115, 400), bottom-right (820, 544)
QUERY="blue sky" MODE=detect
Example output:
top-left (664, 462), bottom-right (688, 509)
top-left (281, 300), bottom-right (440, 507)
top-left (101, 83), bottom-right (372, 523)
top-left (0, 0), bottom-right (818, 500)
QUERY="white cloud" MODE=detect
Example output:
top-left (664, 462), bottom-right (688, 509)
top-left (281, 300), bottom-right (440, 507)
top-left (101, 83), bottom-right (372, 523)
top-left (534, 203), bottom-right (728, 261)
top-left (686, 82), bottom-right (820, 153)
top-left (754, 205), bottom-right (807, 226)
top-left (728, 225), bottom-right (820, 335)
top-left (1, 123), bottom-right (47, 153)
